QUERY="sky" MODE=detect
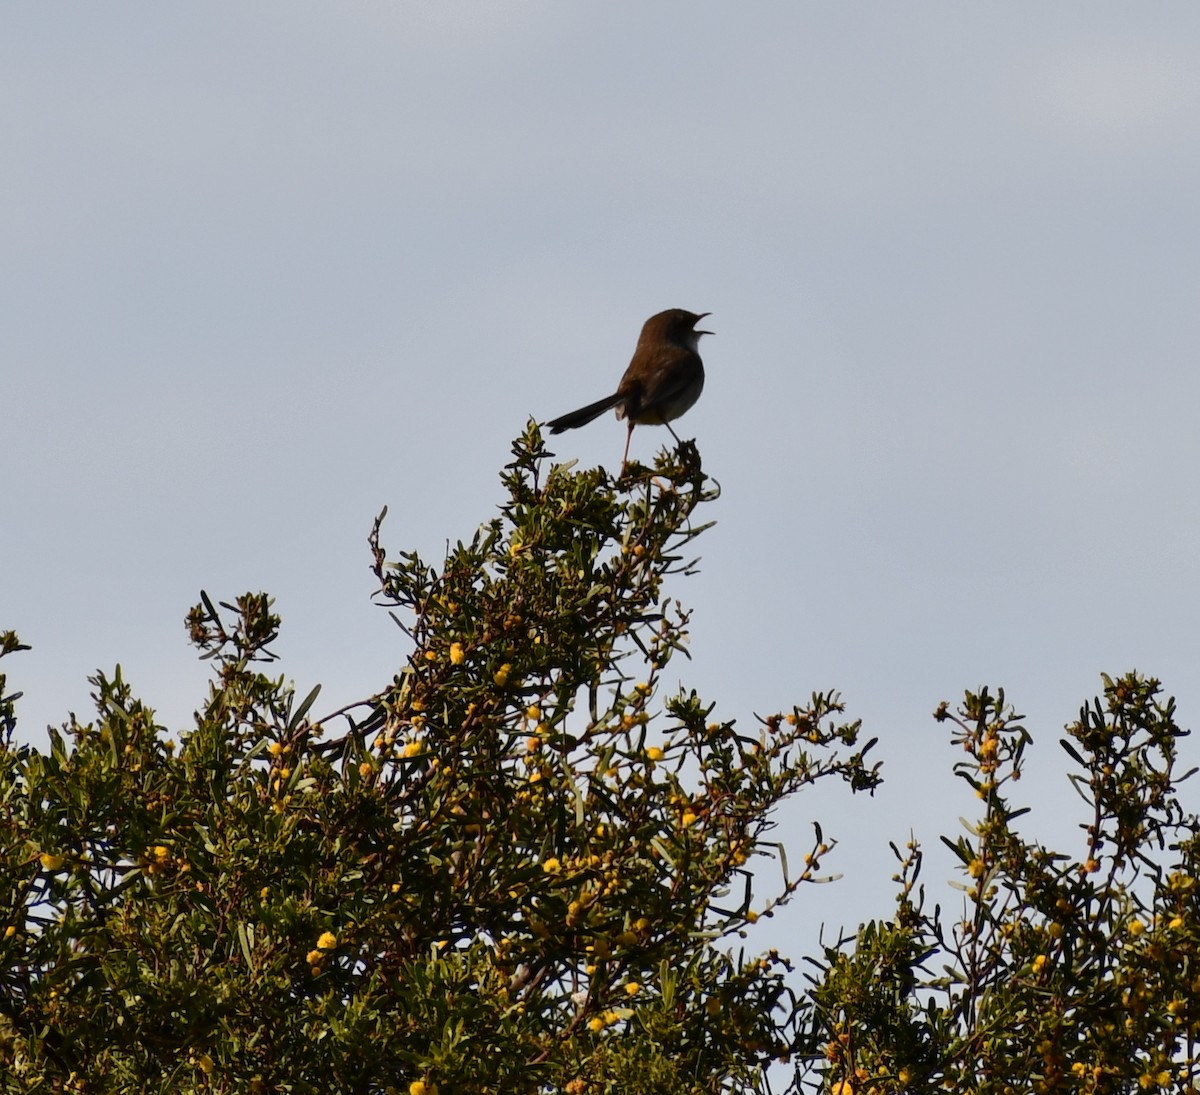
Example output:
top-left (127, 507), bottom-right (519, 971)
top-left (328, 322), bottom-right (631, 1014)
top-left (4, 3), bottom-right (1200, 954)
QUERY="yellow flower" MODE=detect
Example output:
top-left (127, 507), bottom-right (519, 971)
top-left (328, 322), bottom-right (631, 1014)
top-left (449, 642), bottom-right (465, 665)
top-left (317, 931), bottom-right (337, 951)
top-left (423, 650), bottom-right (438, 662)
top-left (624, 981), bottom-right (641, 997)
top-left (404, 740), bottom-right (423, 758)
top-left (746, 910), bottom-right (759, 924)
top-left (39, 853), bottom-right (65, 871)
top-left (358, 761), bottom-right (373, 778)
top-left (1032, 954), bottom-right (1047, 973)
top-left (680, 810), bottom-right (698, 827)
top-left (543, 857), bottom-right (562, 874)
top-left (588, 1016), bottom-right (605, 1032)
top-left (306, 948), bottom-right (322, 965)
top-left (644, 746), bottom-right (664, 762)
top-left (525, 704), bottom-right (541, 721)
top-left (260, 886), bottom-right (270, 899)
top-left (4, 926), bottom-right (15, 938)
top-left (1128, 918), bottom-right (1145, 937)
top-left (197, 1054), bottom-right (214, 1075)
top-left (493, 664), bottom-right (512, 687)
top-left (268, 742), bottom-right (283, 757)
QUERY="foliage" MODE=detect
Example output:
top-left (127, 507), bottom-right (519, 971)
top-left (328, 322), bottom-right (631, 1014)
top-left (5, 426), bottom-right (1198, 1094)
top-left (804, 676), bottom-right (1200, 1094)
top-left (0, 426), bottom-right (879, 1094)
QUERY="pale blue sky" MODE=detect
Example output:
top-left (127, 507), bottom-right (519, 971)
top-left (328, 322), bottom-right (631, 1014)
top-left (4, 3), bottom-right (1200, 944)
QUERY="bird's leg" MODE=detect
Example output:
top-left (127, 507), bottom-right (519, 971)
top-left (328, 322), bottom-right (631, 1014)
top-left (620, 422), bottom-right (634, 475)
top-left (664, 422), bottom-right (682, 446)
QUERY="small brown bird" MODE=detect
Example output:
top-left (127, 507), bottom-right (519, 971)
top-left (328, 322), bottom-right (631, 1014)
top-left (546, 308), bottom-right (712, 468)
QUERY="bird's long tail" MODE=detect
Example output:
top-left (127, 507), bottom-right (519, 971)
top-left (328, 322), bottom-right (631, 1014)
top-left (545, 393), bottom-right (622, 434)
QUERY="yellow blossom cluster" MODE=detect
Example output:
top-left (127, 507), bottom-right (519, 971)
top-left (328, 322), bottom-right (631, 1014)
top-left (267, 741), bottom-right (293, 799)
top-left (143, 845), bottom-right (173, 875)
top-left (306, 930), bottom-right (339, 974)
top-left (587, 1009), bottom-right (627, 1033)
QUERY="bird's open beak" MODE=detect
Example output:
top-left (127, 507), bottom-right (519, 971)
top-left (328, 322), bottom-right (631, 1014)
top-left (695, 312), bottom-right (713, 336)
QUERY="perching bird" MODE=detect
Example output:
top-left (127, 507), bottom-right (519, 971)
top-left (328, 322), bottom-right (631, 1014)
top-left (545, 308), bottom-right (712, 468)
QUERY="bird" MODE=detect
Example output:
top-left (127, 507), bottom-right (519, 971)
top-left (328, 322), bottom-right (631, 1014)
top-left (545, 308), bottom-right (712, 469)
